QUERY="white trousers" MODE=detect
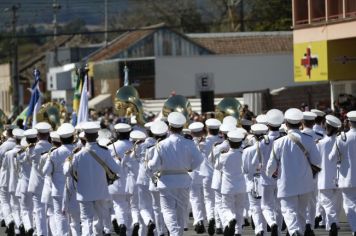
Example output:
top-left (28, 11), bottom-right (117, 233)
top-left (203, 178), bottom-right (215, 220)
top-left (46, 204), bottom-right (58, 236)
top-left (248, 193), bottom-right (266, 234)
top-left (33, 193), bottom-right (47, 236)
top-left (138, 185), bottom-right (154, 226)
top-left (221, 193), bottom-right (246, 235)
top-left (79, 200), bottom-right (112, 236)
top-left (319, 189), bottom-right (342, 230)
top-left (68, 199), bottom-right (81, 236)
top-left (19, 192), bottom-right (33, 231)
top-left (0, 188), bottom-right (14, 225)
top-left (130, 187), bottom-right (140, 225)
top-left (151, 191), bottom-right (166, 235)
top-left (159, 188), bottom-right (189, 236)
top-left (306, 189), bottom-right (317, 228)
top-left (341, 187), bottom-right (356, 232)
top-left (261, 184), bottom-right (283, 228)
top-left (279, 193), bottom-right (311, 235)
top-left (112, 194), bottom-right (132, 230)
top-left (10, 193), bottom-right (21, 230)
top-left (189, 184), bottom-right (205, 225)
top-left (53, 196), bottom-right (69, 236)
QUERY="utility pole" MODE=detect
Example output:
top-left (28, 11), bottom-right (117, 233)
top-left (5, 4), bottom-right (21, 116)
top-left (104, 0), bottom-right (108, 45)
top-left (52, 0), bottom-right (61, 66)
top-left (240, 0), bottom-right (245, 32)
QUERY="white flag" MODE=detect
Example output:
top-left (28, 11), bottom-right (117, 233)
top-left (77, 74), bottom-right (89, 124)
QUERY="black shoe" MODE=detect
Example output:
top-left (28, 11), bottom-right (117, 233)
top-left (234, 235), bottom-right (241, 236)
top-left (292, 231), bottom-right (302, 236)
top-left (224, 219), bottom-right (236, 236)
top-left (251, 216), bottom-right (255, 230)
top-left (282, 219), bottom-right (287, 231)
top-left (104, 234), bottom-right (111, 236)
top-left (329, 223), bottom-right (338, 236)
top-left (112, 219), bottom-right (120, 235)
top-left (256, 231), bottom-right (264, 236)
top-left (216, 228), bottom-right (223, 234)
top-left (147, 221), bottom-right (156, 236)
top-left (184, 228), bottom-right (188, 231)
top-left (1, 219), bottom-right (5, 227)
top-left (189, 212), bottom-right (193, 218)
top-left (314, 215), bottom-right (322, 229)
top-left (19, 224), bottom-right (25, 236)
top-left (119, 224), bottom-right (126, 236)
top-left (208, 218), bottom-right (215, 235)
top-left (286, 231), bottom-right (290, 236)
top-left (7, 221), bottom-right (15, 236)
top-left (305, 223), bottom-right (315, 236)
top-left (267, 224), bottom-right (271, 232)
top-left (132, 223), bottom-right (140, 236)
top-left (353, 232), bottom-right (356, 236)
top-left (242, 218), bottom-right (250, 228)
top-left (194, 220), bottom-right (206, 234)
top-left (271, 224), bottom-right (278, 236)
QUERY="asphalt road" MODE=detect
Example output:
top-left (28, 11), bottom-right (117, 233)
top-left (0, 221), bottom-right (351, 236)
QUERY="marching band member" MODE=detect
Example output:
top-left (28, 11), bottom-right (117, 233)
top-left (330, 111), bottom-right (356, 236)
top-left (216, 129), bottom-right (246, 236)
top-left (148, 112), bottom-right (204, 236)
top-left (317, 115), bottom-right (342, 236)
top-left (71, 121), bottom-right (121, 236)
top-left (266, 108), bottom-right (321, 236)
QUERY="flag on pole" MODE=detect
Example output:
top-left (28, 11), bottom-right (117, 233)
top-left (124, 65), bottom-right (129, 86)
top-left (24, 69), bottom-right (42, 129)
top-left (72, 68), bottom-right (84, 113)
top-left (77, 69), bottom-right (89, 124)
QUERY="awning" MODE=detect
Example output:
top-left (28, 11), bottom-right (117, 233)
top-left (88, 94), bottom-right (113, 110)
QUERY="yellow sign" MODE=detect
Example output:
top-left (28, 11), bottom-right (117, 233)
top-left (328, 38), bottom-right (356, 81)
top-left (294, 41), bottom-right (328, 82)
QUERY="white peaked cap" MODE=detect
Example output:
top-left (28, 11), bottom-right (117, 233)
top-left (266, 109), bottom-right (284, 127)
top-left (182, 128), bottom-right (191, 135)
top-left (97, 137), bottom-right (111, 147)
top-left (130, 130), bottom-right (147, 141)
top-left (325, 115), bottom-right (341, 128)
top-left (303, 111), bottom-right (317, 121)
top-left (13, 128), bottom-right (24, 139)
top-left (24, 129), bottom-right (38, 138)
top-left (75, 122), bottom-right (85, 131)
top-left (251, 124), bottom-right (268, 135)
top-left (220, 123), bottom-right (237, 134)
top-left (311, 109), bottom-right (325, 117)
top-left (144, 122), bottom-right (153, 130)
top-left (50, 131), bottom-right (60, 142)
top-left (79, 131), bottom-right (85, 139)
top-left (256, 114), bottom-right (268, 125)
top-left (130, 116), bottom-right (137, 125)
top-left (241, 118), bottom-right (253, 126)
top-left (35, 122), bottom-right (51, 133)
top-left (223, 116), bottom-right (237, 126)
top-left (82, 122), bottom-right (100, 134)
top-left (227, 130), bottom-right (244, 142)
top-left (151, 121), bottom-right (168, 136)
top-left (347, 111), bottom-right (356, 122)
top-left (20, 138), bottom-right (28, 147)
top-left (114, 123), bottom-right (132, 132)
top-left (188, 122), bottom-right (204, 133)
top-left (236, 127), bottom-right (247, 136)
top-left (167, 112), bottom-right (186, 128)
top-left (57, 123), bottom-right (75, 138)
top-left (285, 108), bottom-right (303, 124)
top-left (205, 118), bottom-right (221, 129)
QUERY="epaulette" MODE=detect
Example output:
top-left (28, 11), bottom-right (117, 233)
top-left (28, 143), bottom-right (36, 148)
top-left (301, 132), bottom-right (312, 138)
top-left (338, 131), bottom-right (347, 142)
top-left (315, 132), bottom-right (324, 138)
top-left (73, 147), bottom-right (82, 154)
top-left (220, 149), bottom-right (229, 154)
top-left (50, 146), bottom-right (58, 152)
top-left (146, 144), bottom-right (155, 149)
top-left (125, 149), bottom-right (133, 155)
top-left (243, 145), bottom-right (251, 149)
top-left (184, 134), bottom-right (193, 140)
top-left (97, 143), bottom-right (108, 150)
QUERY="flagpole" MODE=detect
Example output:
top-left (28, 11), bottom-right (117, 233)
top-left (77, 65), bottom-right (89, 124)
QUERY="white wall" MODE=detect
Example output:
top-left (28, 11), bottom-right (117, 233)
top-left (155, 54), bottom-right (295, 98)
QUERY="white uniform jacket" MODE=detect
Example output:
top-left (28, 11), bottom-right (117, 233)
top-left (199, 135), bottom-right (223, 178)
top-left (0, 138), bottom-right (16, 167)
top-left (0, 145), bottom-right (22, 191)
top-left (16, 145), bottom-right (34, 194)
top-left (72, 142), bottom-right (121, 201)
top-left (317, 135), bottom-right (338, 190)
top-left (211, 140), bottom-right (229, 191)
top-left (148, 133), bottom-right (203, 189)
top-left (266, 129), bottom-right (321, 198)
top-left (107, 139), bottom-right (132, 195)
top-left (28, 140), bottom-right (52, 194)
top-left (215, 148), bottom-right (246, 195)
top-left (136, 137), bottom-right (156, 186)
top-left (43, 144), bottom-right (75, 197)
top-left (330, 128), bottom-right (356, 188)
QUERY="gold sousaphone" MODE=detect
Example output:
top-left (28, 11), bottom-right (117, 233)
top-left (215, 97), bottom-right (241, 121)
top-left (162, 95), bottom-right (192, 119)
top-left (114, 85), bottom-right (146, 125)
top-left (36, 102), bottom-right (67, 130)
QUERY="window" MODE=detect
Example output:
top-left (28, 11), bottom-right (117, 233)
top-left (294, 0), bottom-right (309, 25)
top-left (311, 0), bottom-right (326, 22)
